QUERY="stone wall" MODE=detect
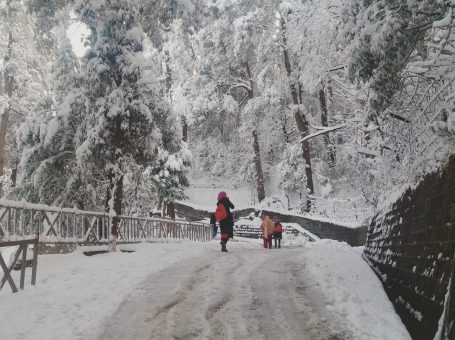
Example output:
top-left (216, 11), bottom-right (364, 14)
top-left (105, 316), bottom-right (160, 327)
top-left (174, 202), bottom-right (366, 246)
top-left (363, 156), bottom-right (455, 339)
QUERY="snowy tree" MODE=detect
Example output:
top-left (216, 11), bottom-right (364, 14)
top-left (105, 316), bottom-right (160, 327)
top-left (147, 146), bottom-right (190, 215)
top-left (13, 1), bottom-right (190, 245)
top-left (14, 23), bottom-right (86, 207)
top-left (0, 0), bottom-right (49, 197)
top-left (337, 0), bottom-right (455, 210)
top-left (72, 0), bottom-right (189, 242)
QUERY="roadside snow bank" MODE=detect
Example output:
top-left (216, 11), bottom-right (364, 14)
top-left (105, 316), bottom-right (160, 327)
top-left (302, 240), bottom-right (410, 340)
top-left (0, 242), bottom-right (209, 340)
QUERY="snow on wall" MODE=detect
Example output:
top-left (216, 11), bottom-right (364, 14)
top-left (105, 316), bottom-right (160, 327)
top-left (363, 156), bottom-right (455, 339)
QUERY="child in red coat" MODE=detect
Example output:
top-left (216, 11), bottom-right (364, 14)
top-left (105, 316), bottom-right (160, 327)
top-left (273, 216), bottom-right (283, 248)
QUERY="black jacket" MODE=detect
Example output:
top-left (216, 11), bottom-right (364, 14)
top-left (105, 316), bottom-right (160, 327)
top-left (217, 197), bottom-right (235, 235)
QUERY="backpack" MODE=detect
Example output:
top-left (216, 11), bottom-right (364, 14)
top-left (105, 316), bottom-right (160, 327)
top-left (215, 204), bottom-right (228, 221)
top-left (275, 222), bottom-right (283, 233)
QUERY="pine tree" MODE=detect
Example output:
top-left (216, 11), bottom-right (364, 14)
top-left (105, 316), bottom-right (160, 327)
top-left (16, 1), bottom-right (190, 223)
top-left (73, 0), bottom-right (189, 246)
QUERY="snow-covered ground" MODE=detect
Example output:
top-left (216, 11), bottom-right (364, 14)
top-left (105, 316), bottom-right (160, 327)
top-left (0, 242), bottom-right (209, 339)
top-left (302, 240), bottom-right (410, 339)
top-left (0, 240), bottom-right (409, 340)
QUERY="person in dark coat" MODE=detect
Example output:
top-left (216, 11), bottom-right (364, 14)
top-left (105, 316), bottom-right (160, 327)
top-left (216, 191), bottom-right (235, 252)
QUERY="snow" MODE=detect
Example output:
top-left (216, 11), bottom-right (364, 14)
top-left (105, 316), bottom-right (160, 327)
top-left (302, 240), bottom-right (410, 340)
top-left (0, 246), bottom-right (20, 269)
top-left (433, 7), bottom-right (453, 28)
top-left (67, 14), bottom-right (90, 58)
top-left (4, 1), bottom-right (444, 336)
top-left (0, 240), bottom-right (410, 340)
top-left (358, 147), bottom-right (381, 158)
top-left (0, 242), bottom-right (209, 339)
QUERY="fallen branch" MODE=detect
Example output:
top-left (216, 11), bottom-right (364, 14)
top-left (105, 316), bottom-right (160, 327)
top-left (326, 64), bottom-right (347, 72)
top-left (389, 112), bottom-right (411, 123)
top-left (358, 148), bottom-right (381, 157)
top-left (300, 124), bottom-right (346, 142)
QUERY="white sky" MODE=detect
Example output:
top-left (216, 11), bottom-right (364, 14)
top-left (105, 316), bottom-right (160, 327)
top-left (67, 20), bottom-right (90, 58)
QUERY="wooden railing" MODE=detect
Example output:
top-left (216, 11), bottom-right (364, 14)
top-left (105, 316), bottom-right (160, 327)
top-left (0, 238), bottom-right (38, 293)
top-left (0, 200), bottom-right (211, 243)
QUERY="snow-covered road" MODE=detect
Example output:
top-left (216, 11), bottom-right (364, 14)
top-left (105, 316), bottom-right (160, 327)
top-left (100, 247), bottom-right (348, 340)
top-left (0, 240), bottom-right (410, 340)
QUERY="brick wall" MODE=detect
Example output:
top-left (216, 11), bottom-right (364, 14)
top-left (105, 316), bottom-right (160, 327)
top-left (174, 202), bottom-right (366, 246)
top-left (364, 156), bottom-right (455, 339)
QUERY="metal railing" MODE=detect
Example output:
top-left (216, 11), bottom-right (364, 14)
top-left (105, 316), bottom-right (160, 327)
top-left (0, 199), bottom-right (211, 243)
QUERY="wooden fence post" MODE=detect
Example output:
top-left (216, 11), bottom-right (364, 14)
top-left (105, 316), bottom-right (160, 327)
top-left (20, 244), bottom-right (27, 289)
top-left (31, 237), bottom-right (38, 286)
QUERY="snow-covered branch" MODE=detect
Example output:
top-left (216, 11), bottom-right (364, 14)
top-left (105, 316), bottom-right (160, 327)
top-left (300, 124), bottom-right (347, 142)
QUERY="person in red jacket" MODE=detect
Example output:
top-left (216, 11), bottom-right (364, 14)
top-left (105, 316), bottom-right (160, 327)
top-left (273, 216), bottom-right (283, 248)
top-left (215, 191), bottom-right (235, 252)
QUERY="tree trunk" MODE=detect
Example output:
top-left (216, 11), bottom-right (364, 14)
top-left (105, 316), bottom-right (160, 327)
top-left (11, 168), bottom-right (17, 187)
top-left (164, 50), bottom-right (172, 101)
top-left (281, 18), bottom-right (314, 211)
top-left (164, 49), bottom-right (179, 212)
top-left (280, 109), bottom-right (290, 144)
top-left (327, 79), bottom-right (334, 108)
top-left (294, 109), bottom-right (314, 211)
top-left (245, 61), bottom-right (254, 99)
top-left (10, 154), bottom-right (18, 188)
top-left (252, 130), bottom-right (265, 202)
top-left (108, 115), bottom-right (125, 251)
top-left (0, 30), bottom-right (13, 197)
top-left (244, 61), bottom-right (266, 201)
top-left (281, 20), bottom-right (300, 106)
top-left (166, 201), bottom-right (176, 219)
top-left (182, 116), bottom-right (188, 143)
top-left (110, 174), bottom-right (123, 251)
top-left (319, 86), bottom-right (336, 166)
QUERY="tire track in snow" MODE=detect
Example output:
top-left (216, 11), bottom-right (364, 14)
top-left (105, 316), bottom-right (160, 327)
top-left (147, 263), bottom-right (214, 339)
top-left (98, 246), bottom-right (351, 340)
top-left (203, 252), bottom-right (244, 339)
top-left (155, 263), bottom-right (210, 315)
